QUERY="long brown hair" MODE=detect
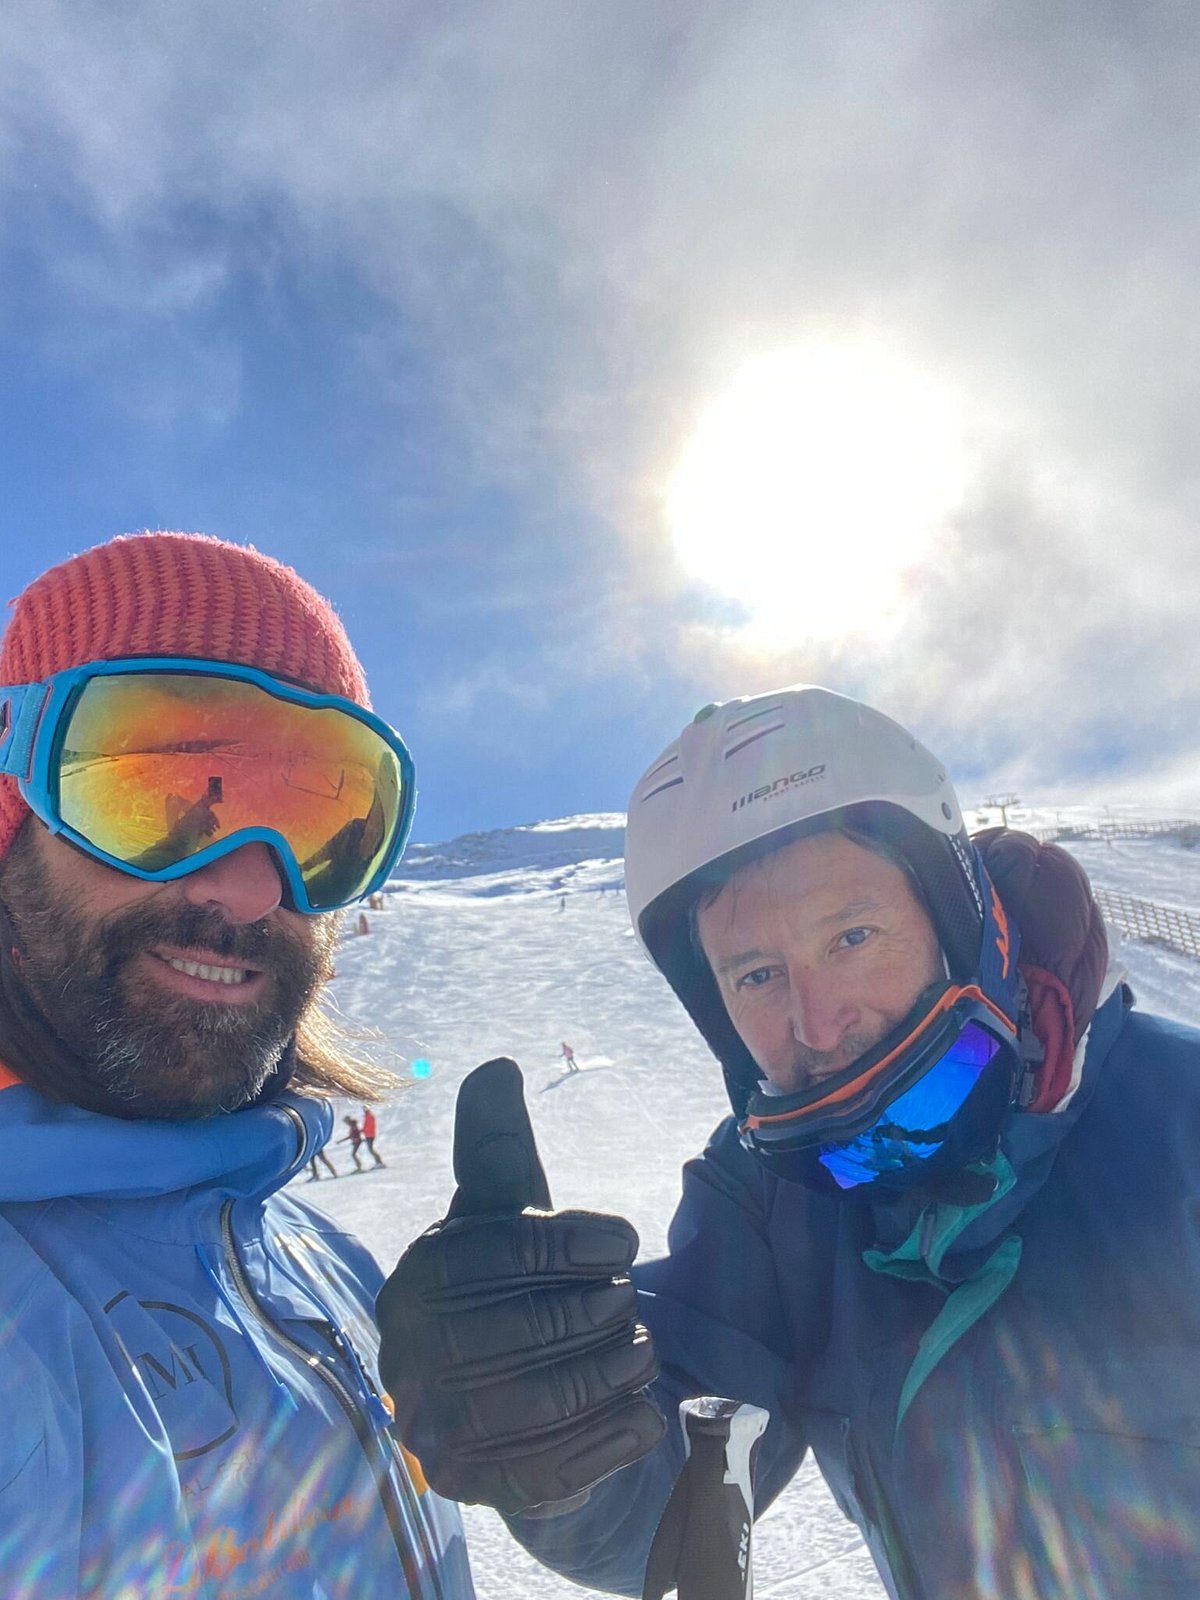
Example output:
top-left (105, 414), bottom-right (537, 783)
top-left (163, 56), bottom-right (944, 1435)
top-left (292, 995), bottom-right (406, 1103)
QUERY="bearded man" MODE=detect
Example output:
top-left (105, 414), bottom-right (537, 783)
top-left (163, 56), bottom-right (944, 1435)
top-left (0, 532), bottom-right (473, 1599)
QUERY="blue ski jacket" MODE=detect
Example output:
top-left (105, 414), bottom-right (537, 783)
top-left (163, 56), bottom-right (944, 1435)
top-left (0, 1079), bottom-right (474, 1600)
top-left (511, 985), bottom-right (1200, 1599)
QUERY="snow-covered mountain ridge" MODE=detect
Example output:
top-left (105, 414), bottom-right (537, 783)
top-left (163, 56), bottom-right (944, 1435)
top-left (398, 813), bottom-right (625, 896)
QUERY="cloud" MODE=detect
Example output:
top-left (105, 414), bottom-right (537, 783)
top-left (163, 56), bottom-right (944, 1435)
top-left (1, 0), bottom-right (1197, 791)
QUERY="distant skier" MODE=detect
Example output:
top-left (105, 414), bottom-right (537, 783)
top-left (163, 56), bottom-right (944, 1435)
top-left (560, 1042), bottom-right (580, 1074)
top-left (357, 910), bottom-right (371, 935)
top-left (308, 1147), bottom-right (338, 1181)
top-left (361, 1105), bottom-right (386, 1166)
top-left (339, 1115), bottom-right (365, 1171)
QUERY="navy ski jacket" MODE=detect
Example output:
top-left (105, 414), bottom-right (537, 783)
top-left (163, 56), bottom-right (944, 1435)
top-left (511, 984), bottom-right (1200, 1599)
top-left (0, 1081), bottom-right (474, 1600)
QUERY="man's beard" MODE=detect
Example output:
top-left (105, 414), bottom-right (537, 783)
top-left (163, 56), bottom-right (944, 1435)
top-left (789, 1028), bottom-right (890, 1088)
top-left (0, 837), bottom-right (336, 1119)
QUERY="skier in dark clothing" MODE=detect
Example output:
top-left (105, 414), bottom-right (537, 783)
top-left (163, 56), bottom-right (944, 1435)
top-left (340, 1114), bottom-right (365, 1171)
top-left (308, 1146), bottom-right (338, 1180)
top-left (380, 684), bottom-right (1200, 1600)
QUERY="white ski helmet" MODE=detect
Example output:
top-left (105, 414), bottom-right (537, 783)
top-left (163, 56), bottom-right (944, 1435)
top-left (625, 685), bottom-right (1019, 1191)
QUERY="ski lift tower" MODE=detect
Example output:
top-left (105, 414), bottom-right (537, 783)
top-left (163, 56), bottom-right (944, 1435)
top-left (983, 792), bottom-right (1021, 828)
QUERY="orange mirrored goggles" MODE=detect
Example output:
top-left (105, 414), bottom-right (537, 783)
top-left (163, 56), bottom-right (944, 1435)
top-left (0, 658), bottom-right (416, 913)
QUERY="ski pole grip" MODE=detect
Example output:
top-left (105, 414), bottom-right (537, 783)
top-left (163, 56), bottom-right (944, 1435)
top-left (642, 1396), bottom-right (770, 1600)
top-left (682, 1396), bottom-right (769, 1492)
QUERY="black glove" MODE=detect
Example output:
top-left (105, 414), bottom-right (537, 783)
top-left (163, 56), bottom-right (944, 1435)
top-left (377, 1057), bottom-right (665, 1514)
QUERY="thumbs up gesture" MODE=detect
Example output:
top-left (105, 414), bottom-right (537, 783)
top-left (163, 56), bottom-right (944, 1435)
top-left (376, 1058), bottom-right (666, 1514)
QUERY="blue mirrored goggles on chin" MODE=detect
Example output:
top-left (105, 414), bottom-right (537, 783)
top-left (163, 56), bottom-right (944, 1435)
top-left (817, 1018), bottom-right (1011, 1191)
top-left (0, 657), bottom-right (417, 914)
top-left (740, 986), bottom-right (1020, 1193)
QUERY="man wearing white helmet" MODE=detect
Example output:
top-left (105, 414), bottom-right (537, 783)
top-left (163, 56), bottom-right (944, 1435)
top-left (380, 685), bottom-right (1199, 1599)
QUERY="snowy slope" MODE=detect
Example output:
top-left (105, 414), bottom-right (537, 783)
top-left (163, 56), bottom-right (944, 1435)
top-left (297, 813), bottom-right (1200, 1600)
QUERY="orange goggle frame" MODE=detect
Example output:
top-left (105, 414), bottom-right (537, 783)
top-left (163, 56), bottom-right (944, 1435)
top-left (740, 982), bottom-right (1017, 1153)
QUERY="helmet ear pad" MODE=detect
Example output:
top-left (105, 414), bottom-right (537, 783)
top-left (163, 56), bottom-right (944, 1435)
top-left (639, 802), bottom-right (985, 1122)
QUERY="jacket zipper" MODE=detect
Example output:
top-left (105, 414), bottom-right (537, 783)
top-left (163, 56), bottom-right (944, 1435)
top-left (219, 1197), bottom-right (444, 1600)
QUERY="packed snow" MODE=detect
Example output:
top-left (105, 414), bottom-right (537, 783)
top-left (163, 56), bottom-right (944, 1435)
top-left (298, 811), bottom-right (1200, 1599)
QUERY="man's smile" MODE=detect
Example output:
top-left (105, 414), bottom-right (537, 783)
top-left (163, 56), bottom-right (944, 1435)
top-left (144, 945), bottom-right (269, 1004)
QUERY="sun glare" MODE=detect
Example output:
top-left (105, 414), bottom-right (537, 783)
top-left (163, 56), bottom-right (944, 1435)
top-left (666, 336), bottom-right (968, 645)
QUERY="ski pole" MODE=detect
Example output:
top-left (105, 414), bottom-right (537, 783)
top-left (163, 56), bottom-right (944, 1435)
top-left (642, 1396), bottom-right (770, 1600)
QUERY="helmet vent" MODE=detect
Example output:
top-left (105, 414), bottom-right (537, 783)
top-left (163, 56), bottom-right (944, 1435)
top-left (643, 752), bottom-right (681, 784)
top-left (642, 774), bottom-right (685, 802)
top-left (643, 752), bottom-right (679, 781)
top-left (725, 703), bottom-right (784, 734)
top-left (724, 721), bottom-right (785, 760)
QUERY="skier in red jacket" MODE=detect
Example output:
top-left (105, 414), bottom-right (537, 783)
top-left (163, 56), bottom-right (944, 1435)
top-left (361, 1105), bottom-right (386, 1166)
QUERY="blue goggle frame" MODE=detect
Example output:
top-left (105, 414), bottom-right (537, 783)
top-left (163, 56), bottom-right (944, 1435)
top-left (0, 656), bottom-right (417, 915)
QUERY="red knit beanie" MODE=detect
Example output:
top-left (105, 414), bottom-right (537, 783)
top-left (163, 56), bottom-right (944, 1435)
top-left (0, 531), bottom-right (370, 861)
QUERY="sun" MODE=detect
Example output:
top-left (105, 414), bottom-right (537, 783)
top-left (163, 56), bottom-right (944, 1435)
top-left (665, 336), bottom-right (968, 645)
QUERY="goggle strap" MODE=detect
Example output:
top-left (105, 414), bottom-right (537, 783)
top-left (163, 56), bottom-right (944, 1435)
top-left (0, 684), bottom-right (47, 783)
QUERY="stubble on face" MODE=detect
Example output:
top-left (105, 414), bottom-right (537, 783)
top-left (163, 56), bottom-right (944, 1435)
top-left (0, 826), bottom-right (338, 1119)
top-left (697, 831), bottom-right (944, 1095)
top-left (778, 1025), bottom-right (901, 1090)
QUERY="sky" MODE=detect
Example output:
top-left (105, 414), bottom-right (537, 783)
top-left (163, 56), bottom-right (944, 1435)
top-left (2, 1), bottom-right (1199, 844)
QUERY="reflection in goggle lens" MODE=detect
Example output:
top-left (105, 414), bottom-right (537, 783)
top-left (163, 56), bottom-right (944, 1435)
top-left (55, 671), bottom-right (406, 911)
top-left (819, 1022), bottom-right (1002, 1190)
